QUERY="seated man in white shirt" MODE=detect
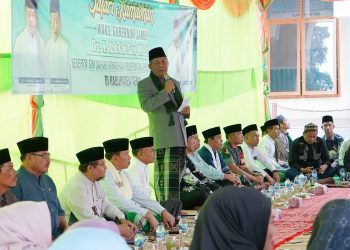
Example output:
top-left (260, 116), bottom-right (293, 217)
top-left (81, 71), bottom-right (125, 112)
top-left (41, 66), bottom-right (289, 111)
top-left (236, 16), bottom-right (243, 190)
top-left (241, 124), bottom-right (279, 184)
top-left (259, 119), bottom-right (289, 171)
top-left (127, 137), bottom-right (182, 219)
top-left (101, 138), bottom-right (175, 233)
top-left (59, 147), bottom-right (136, 240)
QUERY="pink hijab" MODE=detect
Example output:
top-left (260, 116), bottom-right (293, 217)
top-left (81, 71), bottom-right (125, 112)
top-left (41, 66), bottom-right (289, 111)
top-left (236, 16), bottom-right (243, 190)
top-left (0, 201), bottom-right (52, 249)
top-left (69, 219), bottom-right (120, 235)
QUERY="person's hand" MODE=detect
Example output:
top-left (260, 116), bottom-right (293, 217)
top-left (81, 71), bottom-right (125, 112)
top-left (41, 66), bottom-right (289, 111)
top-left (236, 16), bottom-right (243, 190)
top-left (161, 209), bottom-right (175, 230)
top-left (266, 175), bottom-right (275, 185)
top-left (331, 161), bottom-right (337, 168)
top-left (120, 218), bottom-right (138, 233)
top-left (224, 173), bottom-right (240, 185)
top-left (179, 106), bottom-right (190, 115)
top-left (233, 174), bottom-right (242, 185)
top-left (301, 166), bottom-right (314, 174)
top-left (117, 223), bottom-right (135, 240)
top-left (272, 171), bottom-right (280, 182)
top-left (60, 223), bottom-right (69, 232)
top-left (254, 175), bottom-right (264, 184)
top-left (224, 173), bottom-right (236, 184)
top-left (145, 211), bottom-right (159, 232)
top-left (59, 216), bottom-right (69, 232)
top-left (164, 79), bottom-right (175, 94)
top-left (318, 164), bottom-right (328, 174)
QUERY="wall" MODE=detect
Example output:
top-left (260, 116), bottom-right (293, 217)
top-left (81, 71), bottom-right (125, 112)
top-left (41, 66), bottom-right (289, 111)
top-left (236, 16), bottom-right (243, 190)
top-left (270, 17), bottom-right (350, 140)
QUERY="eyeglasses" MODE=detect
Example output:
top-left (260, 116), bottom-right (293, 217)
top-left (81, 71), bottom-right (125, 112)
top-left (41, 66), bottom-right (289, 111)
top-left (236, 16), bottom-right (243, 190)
top-left (95, 161), bottom-right (106, 166)
top-left (30, 153), bottom-right (51, 159)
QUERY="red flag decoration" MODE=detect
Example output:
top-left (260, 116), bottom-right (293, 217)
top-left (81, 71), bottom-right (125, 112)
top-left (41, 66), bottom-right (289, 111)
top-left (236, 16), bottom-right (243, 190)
top-left (191, 0), bottom-right (216, 10)
top-left (256, 0), bottom-right (274, 121)
top-left (30, 95), bottom-right (44, 137)
top-left (169, 0), bottom-right (179, 3)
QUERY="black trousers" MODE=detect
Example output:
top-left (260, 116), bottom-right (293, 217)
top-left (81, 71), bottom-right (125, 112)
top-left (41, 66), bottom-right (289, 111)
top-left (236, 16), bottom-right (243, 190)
top-left (180, 189), bottom-right (210, 210)
top-left (161, 198), bottom-right (183, 218)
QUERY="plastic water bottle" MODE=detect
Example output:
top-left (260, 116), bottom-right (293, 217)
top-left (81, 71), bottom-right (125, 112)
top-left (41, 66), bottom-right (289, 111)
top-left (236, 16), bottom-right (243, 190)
top-left (340, 168), bottom-right (346, 183)
top-left (299, 173), bottom-right (306, 186)
top-left (195, 210), bottom-right (200, 222)
top-left (274, 182), bottom-right (281, 200)
top-left (156, 223), bottom-right (166, 242)
top-left (261, 188), bottom-right (268, 197)
top-left (285, 178), bottom-right (291, 189)
top-left (274, 182), bottom-right (281, 192)
top-left (310, 169), bottom-right (318, 185)
top-left (178, 217), bottom-right (188, 234)
top-left (294, 175), bottom-right (300, 186)
top-left (134, 232), bottom-right (145, 249)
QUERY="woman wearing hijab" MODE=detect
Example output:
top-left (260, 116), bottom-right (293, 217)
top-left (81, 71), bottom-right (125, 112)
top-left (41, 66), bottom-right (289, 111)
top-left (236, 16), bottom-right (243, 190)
top-left (49, 227), bottom-right (129, 250)
top-left (0, 201), bottom-right (52, 249)
top-left (308, 199), bottom-right (350, 250)
top-left (69, 218), bottom-right (120, 235)
top-left (190, 186), bottom-right (274, 250)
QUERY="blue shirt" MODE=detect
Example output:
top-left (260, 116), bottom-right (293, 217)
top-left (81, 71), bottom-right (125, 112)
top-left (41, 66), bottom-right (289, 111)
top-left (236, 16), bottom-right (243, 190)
top-left (11, 166), bottom-right (65, 237)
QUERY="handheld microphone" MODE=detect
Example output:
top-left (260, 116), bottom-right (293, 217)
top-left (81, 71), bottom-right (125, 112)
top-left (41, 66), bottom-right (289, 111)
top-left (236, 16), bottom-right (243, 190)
top-left (164, 73), bottom-right (175, 93)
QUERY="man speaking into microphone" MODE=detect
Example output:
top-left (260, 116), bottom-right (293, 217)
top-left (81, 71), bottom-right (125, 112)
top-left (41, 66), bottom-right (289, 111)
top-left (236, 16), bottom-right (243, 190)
top-left (137, 47), bottom-right (190, 209)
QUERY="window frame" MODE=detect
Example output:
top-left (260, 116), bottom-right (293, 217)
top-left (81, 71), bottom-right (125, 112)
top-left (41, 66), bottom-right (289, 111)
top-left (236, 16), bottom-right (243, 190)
top-left (301, 18), bottom-right (339, 97)
top-left (268, 19), bottom-right (301, 97)
top-left (267, 0), bottom-right (340, 99)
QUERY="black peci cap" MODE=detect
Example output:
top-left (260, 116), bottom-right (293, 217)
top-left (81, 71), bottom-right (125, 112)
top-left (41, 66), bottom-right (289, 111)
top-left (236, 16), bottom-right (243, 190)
top-left (242, 124), bottom-right (258, 136)
top-left (130, 137), bottom-right (153, 150)
top-left (103, 138), bottom-right (129, 153)
top-left (17, 137), bottom-right (48, 155)
top-left (76, 147), bottom-right (104, 164)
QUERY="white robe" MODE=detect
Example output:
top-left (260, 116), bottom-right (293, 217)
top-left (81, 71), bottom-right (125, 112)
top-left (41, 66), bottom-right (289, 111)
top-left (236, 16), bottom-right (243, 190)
top-left (101, 164), bottom-right (164, 216)
top-left (259, 135), bottom-right (285, 170)
top-left (127, 158), bottom-right (152, 198)
top-left (59, 171), bottom-right (124, 223)
top-left (241, 142), bottom-right (277, 177)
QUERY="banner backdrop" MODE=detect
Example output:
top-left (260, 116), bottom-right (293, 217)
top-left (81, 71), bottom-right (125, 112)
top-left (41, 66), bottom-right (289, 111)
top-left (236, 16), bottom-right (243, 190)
top-left (12, 0), bottom-right (197, 94)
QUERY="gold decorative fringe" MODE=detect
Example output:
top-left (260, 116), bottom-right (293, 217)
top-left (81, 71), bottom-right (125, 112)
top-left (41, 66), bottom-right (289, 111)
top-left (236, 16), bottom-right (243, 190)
top-left (223, 0), bottom-right (253, 17)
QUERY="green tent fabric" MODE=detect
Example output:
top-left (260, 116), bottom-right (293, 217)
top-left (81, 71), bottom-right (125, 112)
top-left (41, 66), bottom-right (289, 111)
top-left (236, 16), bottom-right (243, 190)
top-left (0, 54), bottom-right (11, 92)
top-left (0, 0), bottom-right (265, 191)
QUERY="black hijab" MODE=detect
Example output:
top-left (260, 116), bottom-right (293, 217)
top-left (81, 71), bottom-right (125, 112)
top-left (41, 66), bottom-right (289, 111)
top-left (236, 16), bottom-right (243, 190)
top-left (190, 186), bottom-right (271, 250)
top-left (308, 199), bottom-right (350, 250)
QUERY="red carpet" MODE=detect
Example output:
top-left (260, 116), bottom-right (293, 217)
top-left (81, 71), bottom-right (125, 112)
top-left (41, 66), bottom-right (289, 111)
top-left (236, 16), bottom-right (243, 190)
top-left (273, 188), bottom-right (350, 249)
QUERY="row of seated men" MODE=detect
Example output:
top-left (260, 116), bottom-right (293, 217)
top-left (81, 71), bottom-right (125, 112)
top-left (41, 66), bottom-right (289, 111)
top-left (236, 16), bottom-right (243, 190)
top-left (179, 114), bottom-right (348, 208)
top-left (274, 114), bottom-right (347, 174)
top-left (0, 114), bottom-right (349, 241)
top-left (0, 137), bottom-right (180, 240)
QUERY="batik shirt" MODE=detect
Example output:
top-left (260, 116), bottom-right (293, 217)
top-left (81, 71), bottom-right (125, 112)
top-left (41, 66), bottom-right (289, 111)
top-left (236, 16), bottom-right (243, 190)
top-left (221, 141), bottom-right (243, 166)
top-left (322, 133), bottom-right (344, 161)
